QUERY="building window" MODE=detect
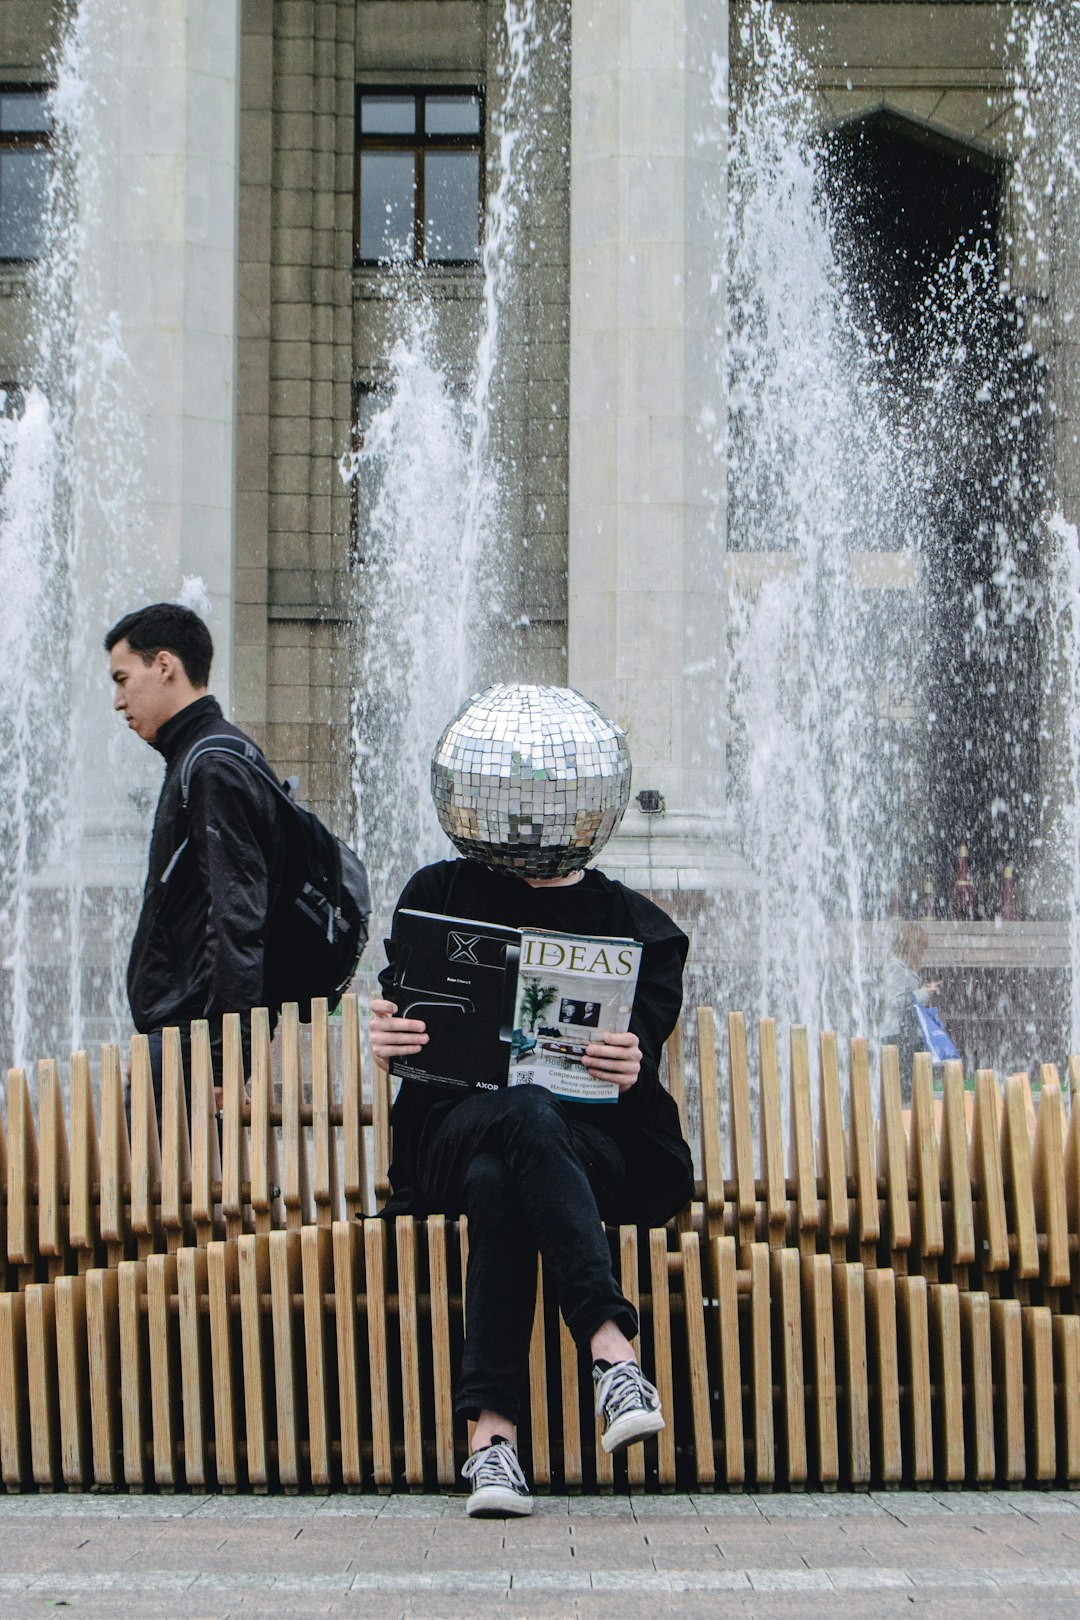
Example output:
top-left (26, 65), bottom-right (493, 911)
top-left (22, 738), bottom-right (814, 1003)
top-left (355, 87), bottom-right (483, 266)
top-left (0, 87), bottom-right (51, 262)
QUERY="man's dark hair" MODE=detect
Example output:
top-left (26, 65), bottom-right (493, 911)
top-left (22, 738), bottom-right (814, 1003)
top-left (104, 603), bottom-right (214, 688)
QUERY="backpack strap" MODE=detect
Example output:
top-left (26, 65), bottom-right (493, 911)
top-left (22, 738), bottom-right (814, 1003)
top-left (160, 734), bottom-right (292, 886)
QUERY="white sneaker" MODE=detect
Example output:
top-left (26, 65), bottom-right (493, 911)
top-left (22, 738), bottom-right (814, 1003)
top-left (593, 1359), bottom-right (665, 1454)
top-left (461, 1436), bottom-right (534, 1517)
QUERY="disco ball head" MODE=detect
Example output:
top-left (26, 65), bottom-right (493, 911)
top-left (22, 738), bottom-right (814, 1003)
top-left (431, 683), bottom-right (632, 877)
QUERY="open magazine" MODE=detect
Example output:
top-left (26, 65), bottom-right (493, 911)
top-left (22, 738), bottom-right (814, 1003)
top-left (509, 930), bottom-right (641, 1104)
top-left (387, 910), bottom-right (641, 1104)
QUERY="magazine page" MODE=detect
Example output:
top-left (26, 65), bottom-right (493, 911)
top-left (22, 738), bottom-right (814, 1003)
top-left (509, 930), bottom-right (642, 1105)
top-left (388, 910), bottom-right (521, 1091)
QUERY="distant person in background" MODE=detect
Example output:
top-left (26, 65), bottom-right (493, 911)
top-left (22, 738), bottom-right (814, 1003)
top-left (105, 602), bottom-right (284, 1107)
top-left (881, 921), bottom-right (941, 1104)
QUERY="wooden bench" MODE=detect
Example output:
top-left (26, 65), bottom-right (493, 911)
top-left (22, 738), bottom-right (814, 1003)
top-left (0, 996), bottom-right (1078, 1491)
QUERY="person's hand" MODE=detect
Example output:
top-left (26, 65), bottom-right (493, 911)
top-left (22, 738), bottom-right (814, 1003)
top-left (369, 997), bottom-right (428, 1071)
top-left (582, 1030), bottom-right (641, 1092)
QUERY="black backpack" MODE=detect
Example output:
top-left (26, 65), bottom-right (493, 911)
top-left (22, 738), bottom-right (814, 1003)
top-left (177, 734), bottom-right (370, 1020)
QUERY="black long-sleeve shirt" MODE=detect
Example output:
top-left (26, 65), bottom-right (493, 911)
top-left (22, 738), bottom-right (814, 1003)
top-left (379, 859), bottom-right (695, 1227)
top-left (127, 695), bottom-right (284, 1052)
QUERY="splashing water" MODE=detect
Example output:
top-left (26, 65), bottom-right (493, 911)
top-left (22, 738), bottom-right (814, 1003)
top-left (350, 0), bottom-right (541, 930)
top-left (724, 1), bottom-right (918, 1049)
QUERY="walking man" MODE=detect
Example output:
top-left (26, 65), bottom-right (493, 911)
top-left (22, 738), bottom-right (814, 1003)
top-left (106, 602), bottom-right (283, 1100)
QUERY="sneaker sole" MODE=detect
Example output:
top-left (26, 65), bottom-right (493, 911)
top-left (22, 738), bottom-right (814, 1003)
top-left (601, 1408), bottom-right (665, 1454)
top-left (467, 1485), bottom-right (534, 1518)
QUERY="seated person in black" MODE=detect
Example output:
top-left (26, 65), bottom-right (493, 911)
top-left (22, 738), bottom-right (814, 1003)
top-left (369, 684), bottom-right (694, 1518)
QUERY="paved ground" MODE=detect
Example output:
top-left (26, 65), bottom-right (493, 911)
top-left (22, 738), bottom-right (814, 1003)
top-left (0, 1491), bottom-right (1076, 1618)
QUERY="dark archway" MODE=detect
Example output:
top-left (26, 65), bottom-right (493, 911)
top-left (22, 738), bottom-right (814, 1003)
top-left (823, 108), bottom-right (1044, 919)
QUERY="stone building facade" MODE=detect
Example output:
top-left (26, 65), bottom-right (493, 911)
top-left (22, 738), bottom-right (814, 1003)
top-left (0, 1), bottom-right (1075, 1066)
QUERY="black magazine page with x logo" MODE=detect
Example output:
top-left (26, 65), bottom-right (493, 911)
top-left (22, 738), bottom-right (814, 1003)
top-left (388, 909), bottom-right (522, 1090)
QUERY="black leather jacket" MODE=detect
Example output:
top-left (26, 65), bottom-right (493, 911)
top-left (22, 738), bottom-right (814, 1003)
top-left (127, 696), bottom-right (284, 1048)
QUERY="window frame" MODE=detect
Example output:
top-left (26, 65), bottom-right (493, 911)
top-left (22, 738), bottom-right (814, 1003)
top-left (0, 82), bottom-right (52, 265)
top-left (354, 83), bottom-right (485, 269)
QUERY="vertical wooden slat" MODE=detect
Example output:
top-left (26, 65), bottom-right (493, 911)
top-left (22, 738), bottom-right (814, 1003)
top-left (773, 1248), bottom-right (806, 1488)
top-left (118, 1260), bottom-right (148, 1488)
top-left (130, 1034), bottom-right (162, 1258)
top-left (281, 1003), bottom-right (312, 1233)
top-left (1023, 1305), bottom-right (1056, 1482)
top-left (207, 1240), bottom-right (242, 1489)
top-left (189, 1021), bottom-right (218, 1247)
top-left (680, 1231), bottom-right (715, 1487)
top-left (37, 1058), bottom-right (70, 1270)
top-left (160, 1026), bottom-right (191, 1251)
top-left (878, 1046), bottom-right (911, 1271)
top-left (238, 1233), bottom-right (274, 1489)
top-left (0, 1294), bottom-right (29, 1486)
top-left (908, 1053), bottom-right (943, 1276)
top-left (648, 1227), bottom-right (676, 1487)
top-left (86, 1269), bottom-right (121, 1487)
top-left (527, 1255), bottom-right (551, 1490)
top-left (364, 1217), bottom-right (393, 1489)
top-left (817, 1033), bottom-right (848, 1261)
top-left (311, 998), bottom-right (340, 1226)
top-left (1053, 1314), bottom-right (1080, 1483)
top-left (750, 1241), bottom-right (774, 1488)
top-left (99, 1044), bottom-right (131, 1264)
top-left (249, 1008), bottom-right (275, 1235)
top-left (1034, 1069), bottom-right (1071, 1289)
top-left (848, 1039), bottom-right (879, 1264)
top-left (7, 1067), bottom-right (38, 1271)
top-left (270, 1229), bottom-right (304, 1489)
top-left (834, 1261), bottom-right (871, 1488)
top-left (85, 1269), bottom-right (120, 1487)
top-left (971, 1070), bottom-right (1010, 1282)
top-left (618, 1229), bottom-right (643, 1489)
top-left (940, 1060), bottom-right (976, 1277)
top-left (712, 1235), bottom-right (744, 1488)
top-left (373, 1060), bottom-right (392, 1209)
top-left (801, 1254), bottom-right (835, 1488)
top-left (426, 1215), bottom-right (456, 1488)
top-left (221, 1013), bottom-right (247, 1242)
top-left (558, 1312), bottom-right (582, 1490)
top-left (1002, 1072), bottom-right (1040, 1283)
top-left (396, 1216), bottom-right (424, 1488)
top-left (178, 1248), bottom-right (212, 1489)
top-left (990, 1296), bottom-right (1026, 1482)
top-left (341, 993), bottom-right (368, 1220)
top-left (727, 1012), bottom-right (756, 1261)
top-left (147, 1253), bottom-right (180, 1487)
top-left (302, 1224), bottom-right (335, 1490)
top-left (865, 1268), bottom-right (902, 1486)
top-left (332, 1219), bottom-right (364, 1489)
top-left (56, 1276), bottom-right (90, 1486)
top-left (928, 1283), bottom-right (964, 1485)
top-left (26, 1284), bottom-right (59, 1485)
top-left (664, 1018), bottom-right (687, 1137)
top-left (896, 1275), bottom-right (933, 1485)
top-left (759, 1018), bottom-right (787, 1245)
top-left (69, 1051), bottom-right (100, 1267)
top-left (960, 1290), bottom-right (996, 1485)
top-left (696, 1008), bottom-right (725, 1241)
top-left (788, 1027), bottom-right (817, 1258)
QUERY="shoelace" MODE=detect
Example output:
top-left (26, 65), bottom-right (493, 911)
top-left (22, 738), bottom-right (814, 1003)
top-left (594, 1360), bottom-right (655, 1423)
top-left (462, 1441), bottom-right (529, 1493)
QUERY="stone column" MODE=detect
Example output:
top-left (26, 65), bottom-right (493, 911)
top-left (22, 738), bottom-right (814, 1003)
top-left (567, 0), bottom-right (731, 894)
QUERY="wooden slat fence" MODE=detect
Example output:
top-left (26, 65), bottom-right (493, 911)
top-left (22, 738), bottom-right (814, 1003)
top-left (0, 995), bottom-right (1078, 1491)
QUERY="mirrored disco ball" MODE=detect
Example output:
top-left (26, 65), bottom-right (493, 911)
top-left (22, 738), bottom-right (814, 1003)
top-left (431, 683), bottom-right (632, 876)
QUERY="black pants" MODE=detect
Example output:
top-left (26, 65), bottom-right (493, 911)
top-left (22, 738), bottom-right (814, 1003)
top-left (417, 1085), bottom-right (638, 1425)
